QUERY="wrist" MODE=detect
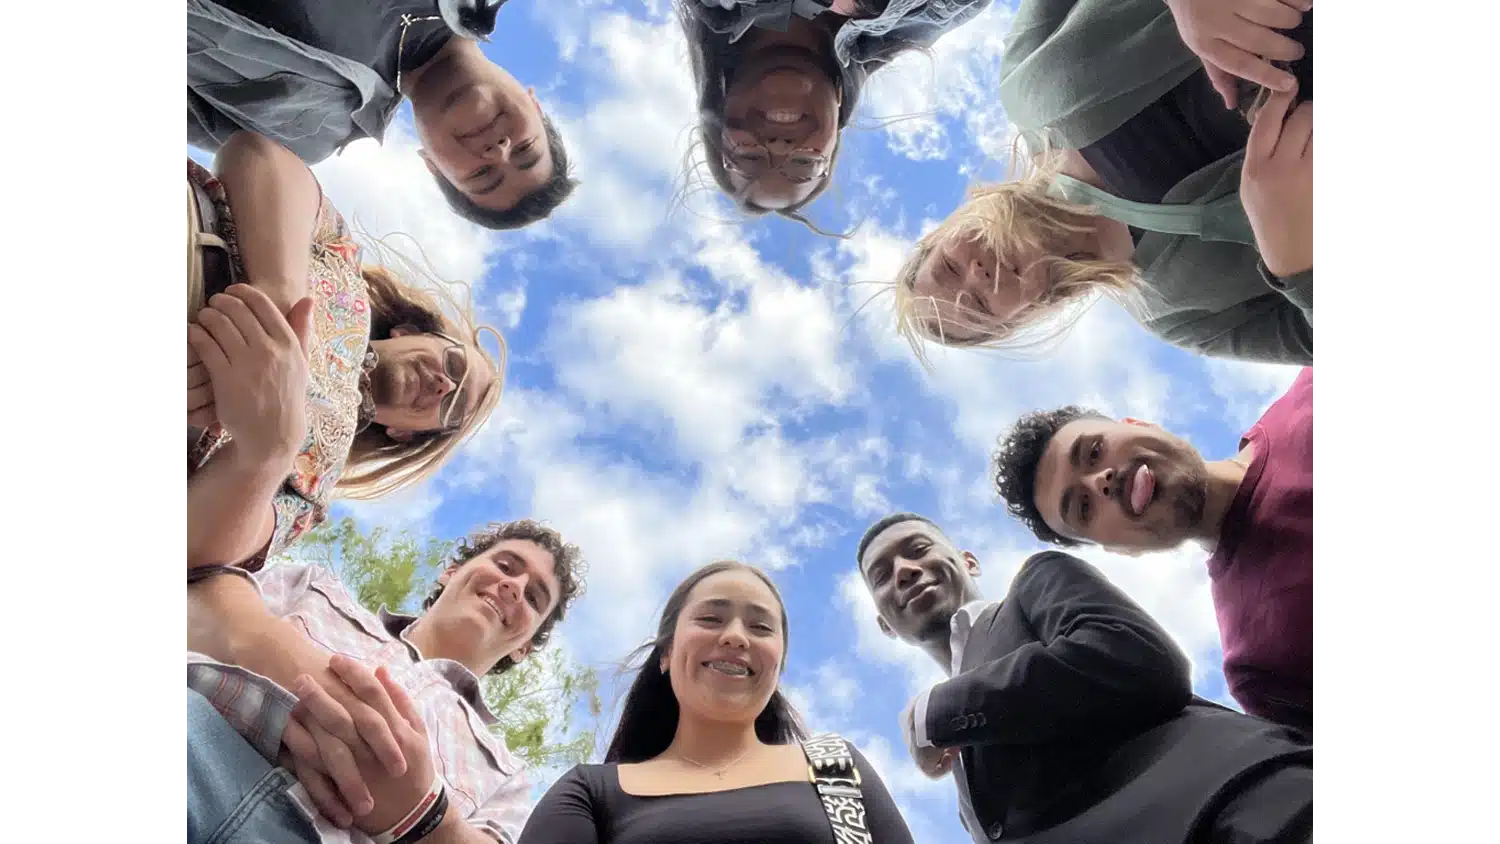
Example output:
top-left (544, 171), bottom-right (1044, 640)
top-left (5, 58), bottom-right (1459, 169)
top-left (227, 437), bottom-right (299, 485)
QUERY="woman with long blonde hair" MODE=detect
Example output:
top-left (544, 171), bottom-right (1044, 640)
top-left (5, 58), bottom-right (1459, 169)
top-left (187, 131), bottom-right (505, 573)
top-left (893, 0), bottom-right (1312, 367)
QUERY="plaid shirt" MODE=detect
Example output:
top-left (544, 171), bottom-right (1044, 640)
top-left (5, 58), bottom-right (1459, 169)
top-left (187, 563), bottom-right (531, 843)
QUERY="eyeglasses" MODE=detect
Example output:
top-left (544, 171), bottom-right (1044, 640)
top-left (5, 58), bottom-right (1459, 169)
top-left (430, 331), bottom-right (473, 431)
top-left (721, 140), bottom-right (829, 184)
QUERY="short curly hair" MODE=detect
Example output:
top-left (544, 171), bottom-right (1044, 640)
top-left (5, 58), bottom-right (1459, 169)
top-left (421, 519), bottom-right (587, 676)
top-left (992, 406), bottom-right (1108, 548)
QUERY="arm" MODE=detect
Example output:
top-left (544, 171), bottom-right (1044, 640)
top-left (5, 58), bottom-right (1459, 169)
top-left (1226, 663), bottom-right (1313, 735)
top-left (515, 767), bottom-right (600, 844)
top-left (850, 745), bottom-right (916, 844)
top-left (1155, 288), bottom-right (1313, 366)
top-left (186, 567), bottom-right (336, 689)
top-left (923, 551), bottom-right (1191, 749)
top-left (212, 131), bottom-right (322, 316)
top-left (187, 439), bottom-right (283, 569)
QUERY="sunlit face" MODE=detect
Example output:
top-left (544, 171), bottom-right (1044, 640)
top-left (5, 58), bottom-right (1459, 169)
top-left (1032, 418), bottom-right (1210, 553)
top-left (860, 520), bottom-right (979, 645)
top-left (367, 327), bottom-right (495, 440)
top-left (719, 28), bottom-right (842, 210)
top-left (413, 60), bottom-right (554, 213)
top-left (908, 232), bottom-right (1051, 343)
top-left (663, 569), bottom-right (786, 725)
top-left (427, 539), bottom-right (561, 671)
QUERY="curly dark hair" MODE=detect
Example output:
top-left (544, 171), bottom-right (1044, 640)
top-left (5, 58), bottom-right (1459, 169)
top-left (432, 113), bottom-right (579, 230)
top-left (992, 406), bottom-right (1108, 548)
top-left (421, 518), bottom-right (587, 676)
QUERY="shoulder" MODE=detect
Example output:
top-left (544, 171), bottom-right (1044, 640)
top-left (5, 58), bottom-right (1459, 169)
top-left (1012, 549), bottom-right (1098, 589)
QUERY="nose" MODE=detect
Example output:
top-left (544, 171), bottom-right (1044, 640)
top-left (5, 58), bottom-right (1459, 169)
top-left (719, 619), bottom-right (750, 649)
top-left (496, 578), bottom-right (522, 606)
top-left (1091, 468), bottom-right (1116, 498)
top-left (482, 136), bottom-right (511, 162)
top-left (895, 559), bottom-right (923, 588)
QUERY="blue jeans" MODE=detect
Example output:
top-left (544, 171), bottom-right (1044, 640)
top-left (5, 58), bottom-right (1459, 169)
top-left (187, 688), bottom-right (320, 844)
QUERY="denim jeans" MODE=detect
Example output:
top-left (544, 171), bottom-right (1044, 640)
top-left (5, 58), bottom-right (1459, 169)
top-left (187, 688), bottom-right (320, 844)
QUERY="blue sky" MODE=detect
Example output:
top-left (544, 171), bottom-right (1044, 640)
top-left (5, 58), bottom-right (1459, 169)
top-left (198, 1), bottom-right (1304, 840)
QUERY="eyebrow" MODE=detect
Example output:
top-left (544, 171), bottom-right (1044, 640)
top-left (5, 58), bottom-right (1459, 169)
top-left (697, 597), bottom-right (776, 618)
top-left (501, 549), bottom-right (553, 608)
top-left (1058, 437), bottom-right (1085, 528)
top-left (862, 532), bottom-right (928, 576)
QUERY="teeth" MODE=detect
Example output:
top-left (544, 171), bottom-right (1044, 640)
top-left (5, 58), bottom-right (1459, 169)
top-left (707, 661), bottom-right (750, 676)
top-left (765, 110), bottom-right (802, 124)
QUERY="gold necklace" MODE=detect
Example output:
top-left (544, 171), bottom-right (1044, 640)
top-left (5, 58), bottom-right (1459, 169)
top-left (395, 14), bottom-right (443, 96)
top-left (673, 745), bottom-right (756, 779)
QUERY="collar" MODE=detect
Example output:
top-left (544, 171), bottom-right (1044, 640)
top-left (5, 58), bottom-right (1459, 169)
top-left (948, 599), bottom-right (997, 675)
top-left (378, 607), bottom-right (501, 727)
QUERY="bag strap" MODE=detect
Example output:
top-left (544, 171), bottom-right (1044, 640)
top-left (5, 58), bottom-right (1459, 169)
top-left (800, 733), bottom-right (873, 843)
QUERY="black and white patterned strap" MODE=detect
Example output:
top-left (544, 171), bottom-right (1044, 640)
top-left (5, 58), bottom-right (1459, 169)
top-left (801, 733), bottom-right (872, 844)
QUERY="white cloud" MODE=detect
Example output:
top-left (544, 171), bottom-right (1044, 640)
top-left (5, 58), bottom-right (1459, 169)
top-left (1201, 357), bottom-right (1302, 432)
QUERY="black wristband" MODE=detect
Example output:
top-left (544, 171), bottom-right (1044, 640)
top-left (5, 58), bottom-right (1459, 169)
top-left (392, 786), bottom-right (449, 844)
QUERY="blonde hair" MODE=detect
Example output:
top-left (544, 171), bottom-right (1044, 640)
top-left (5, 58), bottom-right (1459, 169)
top-left (336, 237), bottom-right (507, 501)
top-left (890, 152), bottom-right (1139, 368)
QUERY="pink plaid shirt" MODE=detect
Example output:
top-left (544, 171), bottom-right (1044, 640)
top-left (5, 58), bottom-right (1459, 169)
top-left (187, 563), bottom-right (532, 843)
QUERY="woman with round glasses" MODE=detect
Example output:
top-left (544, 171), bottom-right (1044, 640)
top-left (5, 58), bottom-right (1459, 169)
top-left (187, 131), bottom-right (506, 572)
top-left (678, 0), bottom-right (992, 231)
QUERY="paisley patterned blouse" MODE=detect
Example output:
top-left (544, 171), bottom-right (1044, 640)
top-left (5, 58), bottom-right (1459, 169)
top-left (188, 159), bottom-right (371, 570)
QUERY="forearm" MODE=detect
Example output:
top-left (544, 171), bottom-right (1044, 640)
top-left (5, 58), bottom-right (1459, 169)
top-left (426, 811), bottom-right (495, 844)
top-left (213, 131), bottom-right (320, 314)
top-left (187, 571), bottom-right (332, 688)
top-left (187, 440), bottom-right (286, 568)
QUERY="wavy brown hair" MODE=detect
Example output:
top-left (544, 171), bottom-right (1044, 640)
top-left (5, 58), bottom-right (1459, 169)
top-left (335, 240), bottom-right (507, 501)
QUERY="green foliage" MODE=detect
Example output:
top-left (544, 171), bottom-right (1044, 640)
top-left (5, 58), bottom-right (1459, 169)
top-left (291, 517), bottom-right (599, 767)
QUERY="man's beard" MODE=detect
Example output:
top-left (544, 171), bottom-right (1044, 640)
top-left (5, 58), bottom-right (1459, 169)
top-left (1166, 464), bottom-right (1208, 533)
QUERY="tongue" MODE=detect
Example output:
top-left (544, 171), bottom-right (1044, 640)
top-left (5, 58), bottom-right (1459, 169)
top-left (1130, 465), bottom-right (1154, 515)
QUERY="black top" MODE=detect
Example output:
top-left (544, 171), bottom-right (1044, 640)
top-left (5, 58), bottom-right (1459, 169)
top-left (518, 747), bottom-right (914, 844)
top-left (215, 0), bottom-right (452, 88)
top-left (923, 551), bottom-right (1311, 843)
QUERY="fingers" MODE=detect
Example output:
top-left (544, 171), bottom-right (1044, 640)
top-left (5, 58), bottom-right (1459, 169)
top-left (208, 291), bottom-right (270, 349)
top-left (282, 717), bottom-right (356, 828)
top-left (1203, 62), bottom-right (1240, 110)
top-left (285, 297), bottom-right (317, 356)
top-left (1283, 100), bottom-right (1313, 158)
top-left (225, 284), bottom-right (299, 347)
top-left (187, 340), bottom-right (203, 369)
top-left (187, 323), bottom-right (230, 376)
top-left (293, 678), bottom-right (376, 818)
top-left (1202, 38), bottom-right (1295, 95)
top-left (1247, 88), bottom-right (1297, 162)
top-left (188, 404), bottom-right (218, 428)
top-left (188, 361), bottom-right (211, 390)
top-left (188, 383), bottom-right (215, 412)
top-left (374, 665), bottom-right (427, 739)
top-left (326, 655), bottom-right (411, 776)
top-left (195, 306), bottom-right (248, 360)
top-left (1224, 17), bottom-right (1304, 64)
top-left (1242, 0), bottom-right (1305, 30)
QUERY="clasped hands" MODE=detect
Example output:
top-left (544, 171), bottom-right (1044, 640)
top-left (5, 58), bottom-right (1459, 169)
top-left (278, 653), bottom-right (438, 834)
top-left (1164, 0), bottom-right (1311, 110)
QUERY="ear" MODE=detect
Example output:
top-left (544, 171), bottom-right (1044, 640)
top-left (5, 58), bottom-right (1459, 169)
top-left (507, 640), bottom-right (534, 665)
top-left (876, 615), bottom-right (895, 638)
top-left (436, 561), bottom-right (463, 587)
top-left (527, 87), bottom-right (541, 112)
top-left (385, 427), bottom-right (415, 443)
top-left (1122, 417), bottom-right (1159, 431)
top-left (962, 551), bottom-right (981, 578)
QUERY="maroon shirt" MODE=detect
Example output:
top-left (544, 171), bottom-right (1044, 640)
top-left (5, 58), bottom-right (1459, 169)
top-left (1208, 368), bottom-right (1313, 735)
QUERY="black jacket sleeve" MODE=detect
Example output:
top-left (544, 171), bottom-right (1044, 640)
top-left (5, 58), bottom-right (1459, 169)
top-left (849, 743), bottom-right (916, 844)
top-left (517, 765), bottom-right (600, 844)
top-left (924, 551), bottom-right (1191, 748)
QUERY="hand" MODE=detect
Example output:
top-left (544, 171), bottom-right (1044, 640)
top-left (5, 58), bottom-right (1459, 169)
top-left (901, 698), bottom-right (956, 779)
top-left (186, 284), bottom-right (315, 465)
top-left (282, 655), bottom-right (432, 833)
top-left (188, 343), bottom-right (216, 427)
top-left (1241, 89), bottom-right (1313, 278)
top-left (1164, 0), bottom-right (1309, 109)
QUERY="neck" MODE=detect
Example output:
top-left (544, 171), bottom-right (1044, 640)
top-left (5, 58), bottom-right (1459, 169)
top-left (404, 36), bottom-right (480, 106)
top-left (405, 616), bottom-right (491, 677)
top-left (666, 711), bottom-right (763, 767)
top-left (1195, 441), bottom-right (1257, 547)
top-left (923, 636), bottom-right (955, 675)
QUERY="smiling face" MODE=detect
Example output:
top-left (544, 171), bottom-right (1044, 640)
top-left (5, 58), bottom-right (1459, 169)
top-left (411, 46), bottom-right (554, 213)
top-left (718, 24), bottom-right (842, 210)
top-left (860, 519), bottom-right (980, 646)
top-left (908, 231), bottom-right (1052, 343)
top-left (367, 327), bottom-right (497, 440)
top-left (662, 568), bottom-right (786, 726)
top-left (425, 538), bottom-right (562, 672)
top-left (1032, 418), bottom-right (1210, 553)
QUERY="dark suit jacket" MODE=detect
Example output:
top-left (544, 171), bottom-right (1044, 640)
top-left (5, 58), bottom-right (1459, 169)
top-left (925, 551), bottom-right (1311, 842)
